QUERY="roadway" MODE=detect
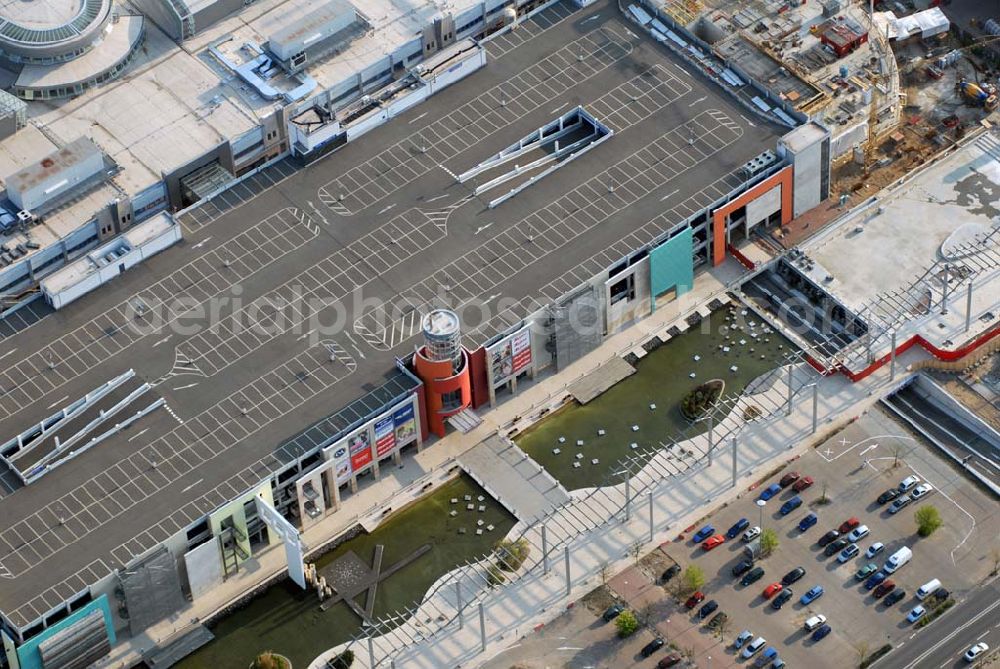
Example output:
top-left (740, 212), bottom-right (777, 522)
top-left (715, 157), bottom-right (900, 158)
top-left (880, 581), bottom-right (1000, 669)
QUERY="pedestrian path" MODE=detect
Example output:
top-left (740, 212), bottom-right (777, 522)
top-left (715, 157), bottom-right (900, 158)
top-left (459, 434), bottom-right (570, 523)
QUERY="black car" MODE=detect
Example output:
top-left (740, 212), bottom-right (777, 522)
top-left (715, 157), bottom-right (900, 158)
top-left (661, 564), bottom-right (681, 583)
top-left (883, 589), bottom-right (906, 607)
top-left (641, 638), bottom-right (665, 658)
top-left (732, 559), bottom-right (754, 577)
top-left (698, 600), bottom-right (718, 619)
top-left (877, 488), bottom-right (901, 505)
top-left (771, 589), bottom-right (794, 610)
top-left (824, 538), bottom-right (849, 556)
top-left (602, 604), bottom-right (623, 621)
top-left (818, 529), bottom-right (840, 547)
top-left (741, 566), bottom-right (766, 586)
top-left (930, 587), bottom-right (950, 602)
top-left (782, 567), bottom-right (805, 585)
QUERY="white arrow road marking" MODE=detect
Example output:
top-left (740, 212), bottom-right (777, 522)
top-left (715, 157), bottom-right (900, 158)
top-left (660, 189), bottom-right (679, 201)
top-left (475, 222), bottom-right (494, 235)
top-left (408, 112), bottom-right (427, 124)
top-left (191, 236), bottom-right (213, 250)
top-left (688, 95), bottom-right (707, 107)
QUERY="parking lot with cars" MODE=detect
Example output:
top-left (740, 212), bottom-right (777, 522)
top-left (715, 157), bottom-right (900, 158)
top-left (656, 408), bottom-right (998, 667)
top-left (483, 409), bottom-right (998, 669)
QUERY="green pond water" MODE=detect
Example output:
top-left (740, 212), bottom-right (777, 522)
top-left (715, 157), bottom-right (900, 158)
top-left (517, 308), bottom-right (792, 490)
top-left (176, 474), bottom-right (514, 669)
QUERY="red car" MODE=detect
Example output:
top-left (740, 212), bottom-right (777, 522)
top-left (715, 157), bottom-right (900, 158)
top-left (702, 534), bottom-right (725, 551)
top-left (779, 471), bottom-right (800, 487)
top-left (685, 591), bottom-right (705, 609)
top-left (762, 582), bottom-right (783, 599)
top-left (793, 475), bottom-right (814, 492)
top-left (839, 517), bottom-right (860, 534)
top-left (873, 580), bottom-right (896, 599)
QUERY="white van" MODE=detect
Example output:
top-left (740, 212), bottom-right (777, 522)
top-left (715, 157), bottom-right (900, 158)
top-left (884, 546), bottom-right (912, 574)
top-left (916, 578), bottom-right (941, 600)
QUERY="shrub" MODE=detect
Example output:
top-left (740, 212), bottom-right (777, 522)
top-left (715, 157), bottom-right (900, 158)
top-left (495, 538), bottom-right (531, 572)
top-left (760, 528), bottom-right (779, 556)
top-left (680, 380), bottom-right (724, 420)
top-left (915, 505), bottom-right (943, 537)
top-left (486, 562), bottom-right (506, 588)
top-left (681, 565), bottom-right (705, 594)
top-left (615, 610), bottom-right (639, 638)
top-left (329, 649), bottom-right (354, 669)
top-left (859, 644), bottom-right (892, 668)
top-left (250, 652), bottom-right (289, 669)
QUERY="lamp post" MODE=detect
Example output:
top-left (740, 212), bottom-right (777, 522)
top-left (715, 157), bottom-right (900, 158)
top-left (756, 499), bottom-right (766, 532)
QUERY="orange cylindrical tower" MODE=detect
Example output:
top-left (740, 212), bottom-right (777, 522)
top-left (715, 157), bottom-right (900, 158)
top-left (411, 309), bottom-right (472, 437)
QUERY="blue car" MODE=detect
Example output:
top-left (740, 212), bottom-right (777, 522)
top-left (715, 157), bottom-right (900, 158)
top-left (758, 483), bottom-right (782, 501)
top-left (864, 571), bottom-right (888, 590)
top-left (798, 512), bottom-right (818, 532)
top-left (692, 525), bottom-right (715, 543)
top-left (727, 517), bottom-right (750, 539)
top-left (800, 585), bottom-right (825, 605)
top-left (812, 624), bottom-right (832, 642)
top-left (779, 496), bottom-right (803, 516)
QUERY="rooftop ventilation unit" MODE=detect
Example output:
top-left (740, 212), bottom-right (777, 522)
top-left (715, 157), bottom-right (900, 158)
top-left (741, 149), bottom-right (777, 180)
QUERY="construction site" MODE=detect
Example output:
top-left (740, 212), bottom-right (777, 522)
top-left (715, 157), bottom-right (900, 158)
top-left (648, 0), bottom-right (999, 237)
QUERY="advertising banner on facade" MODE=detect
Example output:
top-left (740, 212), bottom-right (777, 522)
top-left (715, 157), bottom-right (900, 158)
top-left (348, 428), bottom-right (372, 471)
top-left (393, 402), bottom-right (416, 446)
top-left (374, 415), bottom-right (395, 458)
top-left (488, 326), bottom-right (532, 389)
top-left (326, 438), bottom-right (353, 485)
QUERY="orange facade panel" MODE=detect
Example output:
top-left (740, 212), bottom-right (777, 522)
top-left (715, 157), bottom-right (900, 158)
top-left (712, 166), bottom-right (793, 266)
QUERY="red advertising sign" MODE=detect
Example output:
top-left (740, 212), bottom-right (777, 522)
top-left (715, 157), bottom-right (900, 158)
top-left (348, 428), bottom-right (372, 471)
top-left (511, 328), bottom-right (532, 374)
top-left (374, 415), bottom-right (395, 458)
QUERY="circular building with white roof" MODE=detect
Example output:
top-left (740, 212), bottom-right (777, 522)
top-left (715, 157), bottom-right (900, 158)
top-left (1, 0), bottom-right (144, 99)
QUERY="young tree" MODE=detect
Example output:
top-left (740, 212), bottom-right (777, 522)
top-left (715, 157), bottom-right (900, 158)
top-left (818, 481), bottom-right (830, 505)
top-left (629, 541), bottom-right (643, 565)
top-left (760, 527), bottom-right (779, 556)
top-left (915, 505), bottom-right (944, 537)
top-left (715, 614), bottom-right (731, 644)
top-left (615, 609), bottom-right (639, 638)
top-left (990, 547), bottom-right (1000, 576)
top-left (494, 538), bottom-right (531, 572)
top-left (598, 561), bottom-right (610, 586)
top-left (682, 564), bottom-right (706, 594)
top-left (853, 640), bottom-right (871, 667)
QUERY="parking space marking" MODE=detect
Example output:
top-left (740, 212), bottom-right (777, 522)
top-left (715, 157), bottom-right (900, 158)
top-left (0, 341), bottom-right (355, 580)
top-left (319, 28), bottom-right (632, 216)
top-left (0, 208), bottom-right (318, 422)
top-left (167, 201), bottom-right (461, 379)
top-left (484, 1), bottom-right (577, 60)
top-left (465, 170), bottom-right (746, 346)
top-left (177, 158), bottom-right (299, 232)
top-left (355, 109), bottom-right (743, 350)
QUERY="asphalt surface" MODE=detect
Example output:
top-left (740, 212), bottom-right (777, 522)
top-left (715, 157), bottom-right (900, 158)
top-left (879, 581), bottom-right (1000, 669)
top-left (0, 0), bottom-right (782, 629)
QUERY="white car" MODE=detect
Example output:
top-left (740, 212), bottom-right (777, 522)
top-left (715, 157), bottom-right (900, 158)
top-left (906, 605), bottom-right (926, 623)
top-left (866, 542), bottom-right (885, 558)
top-left (898, 475), bottom-right (920, 492)
top-left (847, 525), bottom-right (870, 542)
top-left (911, 483), bottom-right (934, 500)
top-left (741, 636), bottom-right (767, 659)
top-left (743, 526), bottom-right (761, 543)
top-left (804, 614), bottom-right (827, 632)
top-left (964, 642), bottom-right (989, 662)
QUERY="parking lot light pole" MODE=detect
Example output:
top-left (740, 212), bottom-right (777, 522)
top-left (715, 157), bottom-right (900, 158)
top-left (756, 499), bottom-right (766, 532)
